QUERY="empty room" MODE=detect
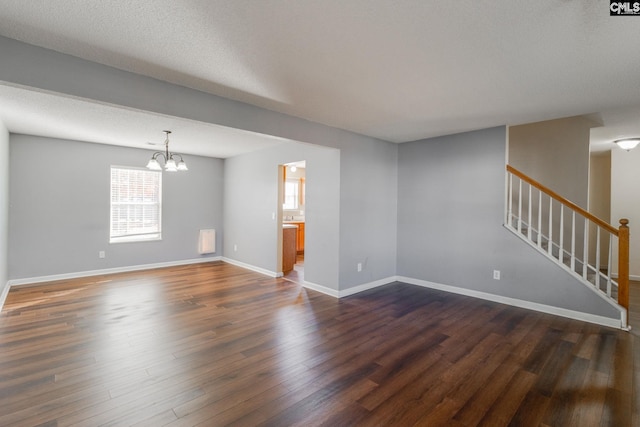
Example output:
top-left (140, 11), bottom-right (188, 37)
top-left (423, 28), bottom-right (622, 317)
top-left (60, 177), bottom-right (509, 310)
top-left (0, 2), bottom-right (638, 426)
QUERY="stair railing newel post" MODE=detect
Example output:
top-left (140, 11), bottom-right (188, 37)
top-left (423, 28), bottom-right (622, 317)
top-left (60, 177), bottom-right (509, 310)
top-left (618, 218), bottom-right (630, 315)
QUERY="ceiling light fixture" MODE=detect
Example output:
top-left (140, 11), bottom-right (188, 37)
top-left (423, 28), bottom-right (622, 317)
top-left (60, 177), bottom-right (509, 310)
top-left (614, 138), bottom-right (640, 152)
top-left (146, 131), bottom-right (188, 172)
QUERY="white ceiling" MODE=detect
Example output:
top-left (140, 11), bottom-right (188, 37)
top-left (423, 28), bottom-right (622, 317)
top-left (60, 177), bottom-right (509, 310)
top-left (590, 106), bottom-right (640, 152)
top-left (0, 0), bottom-right (639, 156)
top-left (0, 84), bottom-right (286, 157)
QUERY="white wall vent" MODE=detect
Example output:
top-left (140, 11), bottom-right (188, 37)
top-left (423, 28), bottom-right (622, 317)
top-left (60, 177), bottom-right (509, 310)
top-left (198, 229), bottom-right (216, 254)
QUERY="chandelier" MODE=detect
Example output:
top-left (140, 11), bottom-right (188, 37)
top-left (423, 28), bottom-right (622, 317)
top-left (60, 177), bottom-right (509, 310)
top-left (146, 130), bottom-right (188, 172)
top-left (614, 138), bottom-right (640, 152)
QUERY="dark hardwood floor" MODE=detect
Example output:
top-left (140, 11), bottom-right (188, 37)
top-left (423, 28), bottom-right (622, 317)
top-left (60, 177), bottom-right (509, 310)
top-left (629, 280), bottom-right (640, 337)
top-left (283, 254), bottom-right (304, 285)
top-left (0, 261), bottom-right (637, 426)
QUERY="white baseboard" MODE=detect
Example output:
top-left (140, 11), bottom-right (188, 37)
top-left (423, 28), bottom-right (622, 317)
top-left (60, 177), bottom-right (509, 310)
top-left (278, 270), bottom-right (625, 330)
top-left (396, 276), bottom-right (624, 330)
top-left (301, 276), bottom-right (398, 299)
top-left (2, 257), bottom-right (626, 330)
top-left (219, 258), bottom-right (339, 296)
top-left (7, 257), bottom-right (222, 287)
top-left (0, 281), bottom-right (10, 312)
top-left (302, 280), bottom-right (340, 298)
top-left (338, 276), bottom-right (399, 298)
top-left (221, 257), bottom-right (279, 278)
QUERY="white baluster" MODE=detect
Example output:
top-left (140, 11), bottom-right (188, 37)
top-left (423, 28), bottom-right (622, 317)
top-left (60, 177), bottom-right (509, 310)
top-left (583, 220), bottom-right (589, 279)
top-left (537, 191), bottom-right (542, 247)
top-left (607, 234), bottom-right (613, 296)
top-left (518, 179), bottom-right (523, 234)
top-left (548, 198), bottom-right (553, 256)
top-left (570, 211), bottom-right (576, 271)
top-left (527, 184), bottom-right (532, 240)
top-left (508, 173), bottom-right (513, 227)
top-left (559, 205), bottom-right (564, 263)
top-left (596, 227), bottom-right (601, 292)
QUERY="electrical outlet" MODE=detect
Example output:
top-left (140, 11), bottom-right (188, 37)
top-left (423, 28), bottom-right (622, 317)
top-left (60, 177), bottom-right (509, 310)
top-left (234, 244), bottom-right (238, 252)
top-left (357, 263), bottom-right (362, 272)
top-left (493, 270), bottom-right (501, 280)
top-left (99, 251), bottom-right (106, 259)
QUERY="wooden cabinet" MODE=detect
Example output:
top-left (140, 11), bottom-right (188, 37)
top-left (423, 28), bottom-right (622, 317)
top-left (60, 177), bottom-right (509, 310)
top-left (291, 222), bottom-right (304, 254)
top-left (282, 225), bottom-right (297, 272)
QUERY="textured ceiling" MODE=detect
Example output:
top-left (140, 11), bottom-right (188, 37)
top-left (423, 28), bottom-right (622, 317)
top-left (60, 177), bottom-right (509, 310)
top-left (0, 85), bottom-right (286, 158)
top-left (0, 0), bottom-right (639, 154)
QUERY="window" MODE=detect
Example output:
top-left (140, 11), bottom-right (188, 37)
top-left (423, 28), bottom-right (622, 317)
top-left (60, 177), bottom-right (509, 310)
top-left (110, 166), bottom-right (162, 243)
top-left (283, 179), bottom-right (300, 210)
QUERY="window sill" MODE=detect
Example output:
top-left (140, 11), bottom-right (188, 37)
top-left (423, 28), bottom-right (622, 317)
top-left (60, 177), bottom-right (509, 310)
top-left (110, 235), bottom-right (162, 244)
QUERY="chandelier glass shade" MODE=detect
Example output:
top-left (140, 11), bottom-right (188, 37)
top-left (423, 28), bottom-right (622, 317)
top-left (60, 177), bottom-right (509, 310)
top-left (614, 138), bottom-right (640, 151)
top-left (146, 130), bottom-right (188, 172)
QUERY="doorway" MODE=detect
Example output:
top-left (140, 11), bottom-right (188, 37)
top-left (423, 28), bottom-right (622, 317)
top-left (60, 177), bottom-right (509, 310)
top-left (281, 161), bottom-right (306, 284)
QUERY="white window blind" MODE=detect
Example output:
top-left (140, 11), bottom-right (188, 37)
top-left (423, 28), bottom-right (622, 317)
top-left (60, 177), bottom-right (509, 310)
top-left (110, 167), bottom-right (162, 242)
top-left (283, 180), bottom-right (299, 210)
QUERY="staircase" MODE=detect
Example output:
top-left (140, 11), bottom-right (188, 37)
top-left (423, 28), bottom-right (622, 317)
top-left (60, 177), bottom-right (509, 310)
top-left (505, 165), bottom-right (630, 329)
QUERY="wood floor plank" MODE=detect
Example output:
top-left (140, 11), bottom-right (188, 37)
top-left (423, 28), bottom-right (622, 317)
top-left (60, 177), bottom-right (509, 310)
top-left (634, 329), bottom-right (640, 426)
top-left (540, 355), bottom-right (590, 426)
top-left (0, 261), bottom-right (636, 426)
top-left (476, 368), bottom-right (538, 427)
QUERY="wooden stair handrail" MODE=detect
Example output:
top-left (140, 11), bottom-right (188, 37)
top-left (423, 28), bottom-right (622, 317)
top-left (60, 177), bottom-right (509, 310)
top-left (507, 164), bottom-right (630, 314)
top-left (507, 165), bottom-right (618, 235)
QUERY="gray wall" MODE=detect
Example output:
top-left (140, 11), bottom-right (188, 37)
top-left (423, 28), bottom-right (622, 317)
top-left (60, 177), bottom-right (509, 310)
top-left (397, 127), bottom-right (619, 318)
top-left (509, 116), bottom-right (593, 208)
top-left (0, 35), bottom-right (616, 320)
top-left (0, 36), bottom-right (398, 291)
top-left (9, 135), bottom-right (223, 280)
top-left (224, 142), bottom-right (341, 290)
top-left (0, 121), bottom-right (8, 292)
top-left (588, 152), bottom-right (611, 266)
top-left (611, 145), bottom-right (640, 278)
top-left (223, 136), bottom-right (397, 292)
top-left (338, 135), bottom-right (398, 288)
top-left (508, 116), bottom-right (595, 260)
